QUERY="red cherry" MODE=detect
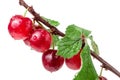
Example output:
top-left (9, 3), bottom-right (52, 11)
top-left (42, 49), bottom-right (64, 72)
top-left (29, 29), bottom-right (52, 52)
top-left (99, 76), bottom-right (107, 80)
top-left (65, 52), bottom-right (81, 70)
top-left (8, 15), bottom-right (33, 40)
top-left (23, 25), bottom-right (40, 46)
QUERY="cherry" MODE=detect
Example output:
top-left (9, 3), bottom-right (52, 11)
top-left (8, 15), bottom-right (33, 40)
top-left (29, 28), bottom-right (52, 52)
top-left (42, 49), bottom-right (64, 72)
top-left (23, 25), bottom-right (42, 46)
top-left (99, 76), bottom-right (107, 80)
top-left (65, 52), bottom-right (81, 70)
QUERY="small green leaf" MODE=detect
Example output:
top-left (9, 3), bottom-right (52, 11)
top-left (73, 44), bottom-right (98, 80)
top-left (66, 24), bottom-right (91, 40)
top-left (89, 35), bottom-right (99, 55)
top-left (57, 36), bottom-right (82, 58)
top-left (42, 16), bottom-right (60, 27)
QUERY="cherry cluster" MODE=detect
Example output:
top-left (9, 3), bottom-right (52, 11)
top-left (8, 15), bottom-right (82, 72)
top-left (8, 14), bottom-right (107, 79)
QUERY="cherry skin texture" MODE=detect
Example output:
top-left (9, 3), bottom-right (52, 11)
top-left (42, 49), bottom-right (64, 72)
top-left (99, 76), bottom-right (107, 80)
top-left (8, 15), bottom-right (33, 40)
top-left (29, 29), bottom-right (52, 52)
top-left (65, 52), bottom-right (81, 70)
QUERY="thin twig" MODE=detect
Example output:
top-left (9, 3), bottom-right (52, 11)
top-left (19, 0), bottom-right (120, 78)
top-left (91, 51), bottom-right (120, 77)
top-left (19, 0), bottom-right (65, 37)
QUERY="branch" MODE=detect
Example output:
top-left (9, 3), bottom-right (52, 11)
top-left (19, 0), bottom-right (120, 78)
top-left (91, 51), bottom-right (120, 77)
top-left (19, 0), bottom-right (65, 37)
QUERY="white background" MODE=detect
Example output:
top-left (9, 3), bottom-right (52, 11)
top-left (0, 0), bottom-right (120, 80)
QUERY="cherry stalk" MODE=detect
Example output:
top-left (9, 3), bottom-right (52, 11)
top-left (19, 0), bottom-right (120, 78)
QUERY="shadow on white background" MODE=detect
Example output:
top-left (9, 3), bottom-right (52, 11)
top-left (0, 0), bottom-right (120, 80)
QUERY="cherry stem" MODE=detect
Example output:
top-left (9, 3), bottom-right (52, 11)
top-left (99, 67), bottom-right (103, 76)
top-left (23, 7), bottom-right (29, 17)
top-left (19, 0), bottom-right (120, 78)
top-left (52, 35), bottom-right (55, 50)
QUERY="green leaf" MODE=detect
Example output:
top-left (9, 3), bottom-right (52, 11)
top-left (57, 36), bottom-right (82, 58)
top-left (66, 24), bottom-right (91, 39)
top-left (42, 16), bottom-right (60, 27)
top-left (73, 44), bottom-right (98, 80)
top-left (57, 24), bottom-right (91, 58)
top-left (66, 24), bottom-right (82, 40)
top-left (89, 35), bottom-right (99, 55)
